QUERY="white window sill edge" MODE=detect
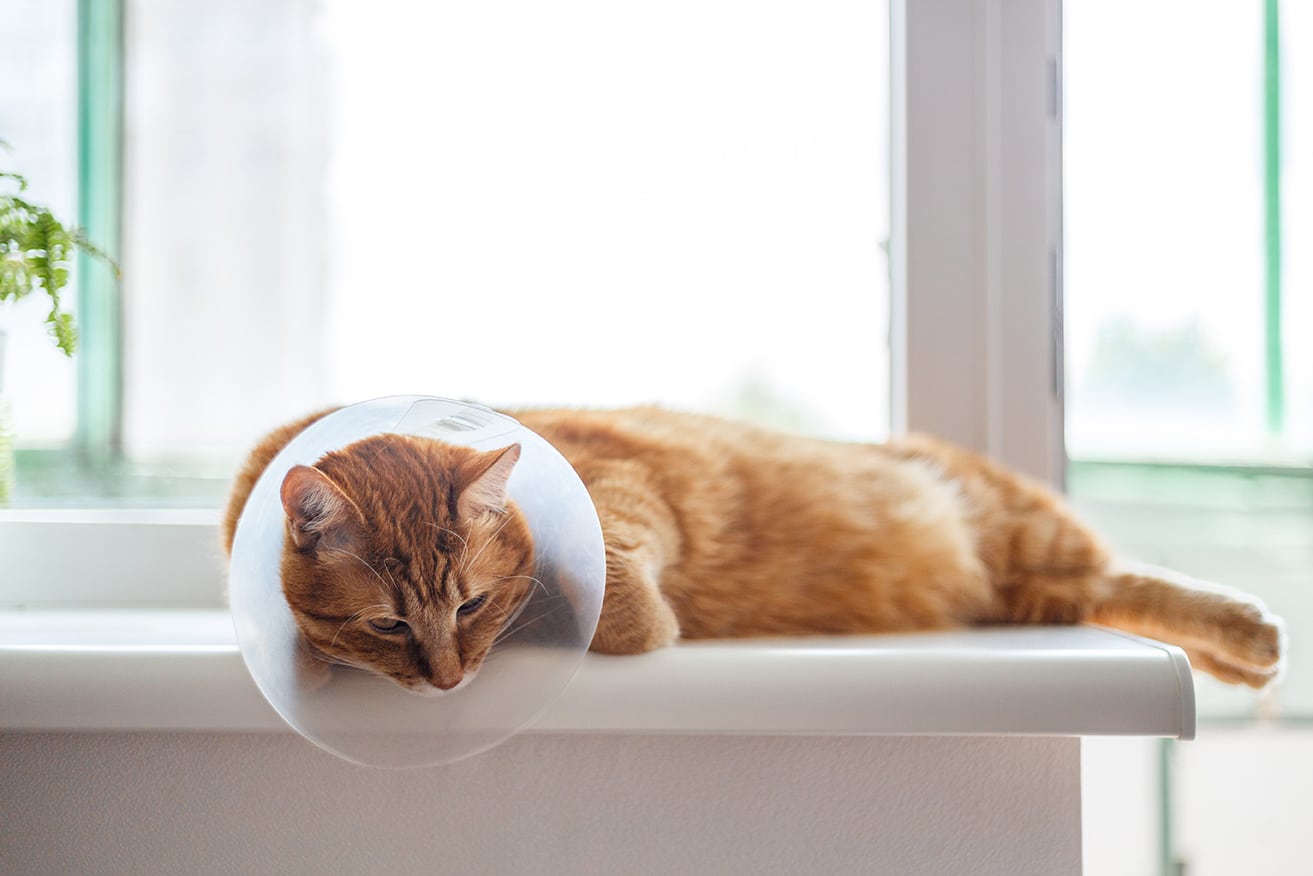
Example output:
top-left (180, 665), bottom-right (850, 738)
top-left (0, 608), bottom-right (1196, 739)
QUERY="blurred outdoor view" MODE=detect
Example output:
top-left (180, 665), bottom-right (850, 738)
top-left (1068, 3), bottom-right (1311, 875)
top-left (1067, 1), bottom-right (1310, 464)
top-left (1066, 0), bottom-right (1310, 714)
top-left (1, 0), bottom-right (891, 498)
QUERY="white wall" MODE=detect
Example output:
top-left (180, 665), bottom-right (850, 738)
top-left (1, 732), bottom-right (1080, 875)
top-left (1082, 736), bottom-right (1161, 876)
top-left (1175, 727), bottom-right (1313, 876)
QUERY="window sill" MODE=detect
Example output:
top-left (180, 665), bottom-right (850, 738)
top-left (0, 607), bottom-right (1195, 739)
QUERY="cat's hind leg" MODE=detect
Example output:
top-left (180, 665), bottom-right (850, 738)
top-left (1087, 563), bottom-right (1284, 688)
top-left (989, 507), bottom-right (1284, 687)
top-left (1177, 645), bottom-right (1280, 689)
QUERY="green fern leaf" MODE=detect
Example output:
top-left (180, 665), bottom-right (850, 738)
top-left (0, 157), bottom-right (118, 356)
top-left (49, 310), bottom-right (77, 356)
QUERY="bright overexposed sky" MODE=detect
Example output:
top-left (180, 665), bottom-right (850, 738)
top-left (3, 0), bottom-right (1307, 461)
top-left (320, 0), bottom-right (891, 442)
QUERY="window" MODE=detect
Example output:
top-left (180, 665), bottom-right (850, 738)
top-left (1067, 0), bottom-right (1310, 463)
top-left (1066, 0), bottom-right (1311, 718)
top-left (5, 0), bottom-right (891, 508)
top-left (0, 0), bottom-right (79, 450)
top-left (1067, 2), bottom-right (1311, 873)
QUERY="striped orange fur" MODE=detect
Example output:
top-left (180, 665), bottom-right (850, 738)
top-left (222, 406), bottom-right (1285, 691)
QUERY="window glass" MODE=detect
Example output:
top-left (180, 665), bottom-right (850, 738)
top-left (1066, 0), bottom-right (1311, 718)
top-left (1066, 0), bottom-right (1272, 462)
top-left (1067, 0), bottom-right (1310, 465)
top-left (121, 0), bottom-right (891, 470)
top-left (1069, 8), bottom-right (1310, 871)
top-left (121, 0), bottom-right (336, 462)
top-left (0, 0), bottom-right (79, 447)
top-left (1286, 2), bottom-right (1313, 453)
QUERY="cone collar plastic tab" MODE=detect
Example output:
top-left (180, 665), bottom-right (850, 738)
top-left (228, 396), bottom-right (606, 767)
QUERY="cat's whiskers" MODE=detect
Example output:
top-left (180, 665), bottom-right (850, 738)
top-left (357, 433), bottom-right (402, 465)
top-left (492, 600), bottom-right (569, 647)
top-left (424, 521), bottom-right (468, 553)
top-left (382, 563), bottom-right (401, 596)
top-left (491, 574), bottom-right (549, 600)
top-left (327, 548), bottom-right (398, 598)
top-left (480, 598), bottom-right (519, 633)
top-left (489, 577), bottom-right (553, 638)
top-left (460, 512), bottom-right (516, 574)
top-left (489, 589), bottom-right (537, 637)
top-left (315, 652), bottom-right (369, 671)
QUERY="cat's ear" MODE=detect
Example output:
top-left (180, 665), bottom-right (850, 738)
top-left (280, 465), bottom-right (358, 552)
top-left (456, 444), bottom-right (521, 518)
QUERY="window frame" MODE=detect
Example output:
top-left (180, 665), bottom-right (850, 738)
top-left (890, 0), bottom-right (1064, 486)
top-left (75, 0), bottom-right (125, 463)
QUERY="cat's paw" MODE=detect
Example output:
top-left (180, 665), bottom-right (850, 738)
top-left (590, 606), bottom-right (680, 655)
top-left (1221, 601), bottom-right (1284, 670)
top-left (591, 545), bottom-right (681, 655)
top-left (1189, 600), bottom-right (1285, 688)
top-left (1187, 647), bottom-right (1281, 690)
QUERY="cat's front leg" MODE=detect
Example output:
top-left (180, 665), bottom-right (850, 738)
top-left (589, 521), bottom-right (680, 655)
top-left (582, 496), bottom-right (682, 654)
top-left (574, 459), bottom-right (683, 654)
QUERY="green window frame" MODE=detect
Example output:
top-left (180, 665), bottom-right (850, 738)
top-left (75, 0), bottom-right (124, 465)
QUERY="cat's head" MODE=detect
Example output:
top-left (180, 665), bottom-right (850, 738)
top-left (278, 435), bottom-right (536, 695)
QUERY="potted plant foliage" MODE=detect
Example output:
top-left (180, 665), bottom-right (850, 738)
top-left (0, 143), bottom-right (118, 503)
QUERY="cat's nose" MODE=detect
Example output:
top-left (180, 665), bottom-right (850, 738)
top-left (429, 664), bottom-right (464, 690)
top-left (421, 636), bottom-right (466, 690)
top-left (428, 672), bottom-right (464, 693)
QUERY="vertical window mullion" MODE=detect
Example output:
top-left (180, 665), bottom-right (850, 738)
top-left (1264, 0), bottom-right (1284, 439)
top-left (890, 0), bottom-right (1063, 485)
top-left (75, 0), bottom-right (124, 464)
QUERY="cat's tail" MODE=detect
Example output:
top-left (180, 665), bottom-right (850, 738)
top-left (1087, 561), bottom-right (1286, 689)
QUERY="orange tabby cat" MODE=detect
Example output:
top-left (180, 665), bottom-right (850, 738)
top-left (221, 406), bottom-right (1284, 692)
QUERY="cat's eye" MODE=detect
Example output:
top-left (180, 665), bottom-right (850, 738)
top-left (457, 595), bottom-right (487, 617)
top-left (369, 617), bottom-right (409, 634)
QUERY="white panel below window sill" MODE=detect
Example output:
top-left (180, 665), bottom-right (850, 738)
top-left (0, 609), bottom-right (1195, 739)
